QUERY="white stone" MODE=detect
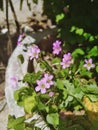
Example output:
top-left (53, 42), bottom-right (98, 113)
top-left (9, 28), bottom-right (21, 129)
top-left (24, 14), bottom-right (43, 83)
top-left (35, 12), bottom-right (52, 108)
top-left (5, 35), bottom-right (50, 129)
top-left (5, 35), bottom-right (35, 118)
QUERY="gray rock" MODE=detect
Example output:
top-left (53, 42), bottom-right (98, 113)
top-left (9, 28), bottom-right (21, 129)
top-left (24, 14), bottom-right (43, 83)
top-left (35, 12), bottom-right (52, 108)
top-left (0, 103), bottom-right (9, 130)
top-left (0, 98), bottom-right (6, 111)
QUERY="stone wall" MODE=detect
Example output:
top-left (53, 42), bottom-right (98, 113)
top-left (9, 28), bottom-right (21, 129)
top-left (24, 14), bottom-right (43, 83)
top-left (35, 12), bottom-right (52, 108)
top-left (0, 0), bottom-right (43, 24)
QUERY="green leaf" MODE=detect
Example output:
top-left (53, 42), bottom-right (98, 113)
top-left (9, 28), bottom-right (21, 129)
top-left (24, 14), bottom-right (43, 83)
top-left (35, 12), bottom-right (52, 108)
top-left (37, 99), bottom-right (46, 111)
top-left (86, 94), bottom-right (98, 102)
top-left (49, 105), bottom-right (58, 113)
top-left (56, 79), bottom-right (64, 90)
top-left (64, 96), bottom-right (73, 107)
top-left (63, 80), bottom-right (74, 93)
top-left (56, 79), bottom-right (67, 99)
top-left (14, 89), bottom-right (20, 101)
top-left (18, 54), bottom-right (24, 64)
top-left (72, 88), bottom-right (84, 100)
top-left (95, 35), bottom-right (98, 39)
top-left (14, 123), bottom-right (25, 130)
top-left (40, 60), bottom-right (52, 72)
top-left (74, 104), bottom-right (83, 111)
top-left (87, 46), bottom-right (98, 57)
top-left (82, 84), bottom-right (98, 95)
top-left (51, 57), bottom-right (61, 65)
top-left (46, 113), bottom-right (59, 127)
top-left (8, 115), bottom-right (25, 130)
top-left (75, 28), bottom-right (84, 35)
top-left (70, 26), bottom-right (76, 32)
top-left (40, 93), bottom-right (50, 99)
top-left (89, 36), bottom-right (94, 42)
top-left (24, 93), bottom-right (37, 113)
top-left (14, 87), bottom-right (33, 106)
top-left (83, 32), bottom-right (91, 39)
top-left (23, 72), bottom-right (41, 84)
top-left (96, 65), bottom-right (98, 72)
top-left (56, 13), bottom-right (65, 23)
top-left (80, 67), bottom-right (92, 78)
top-left (55, 69), bottom-right (68, 79)
top-left (72, 48), bottom-right (84, 58)
top-left (62, 88), bottom-right (68, 99)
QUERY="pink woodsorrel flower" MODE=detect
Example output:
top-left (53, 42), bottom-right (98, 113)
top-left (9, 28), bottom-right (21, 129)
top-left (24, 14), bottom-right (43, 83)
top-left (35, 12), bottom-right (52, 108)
top-left (28, 45), bottom-right (40, 60)
top-left (84, 58), bottom-right (95, 70)
top-left (61, 53), bottom-right (72, 69)
top-left (10, 76), bottom-right (18, 88)
top-left (44, 73), bottom-right (54, 88)
top-left (17, 34), bottom-right (24, 45)
top-left (35, 79), bottom-right (49, 94)
top-left (63, 53), bottom-right (72, 61)
top-left (49, 91), bottom-right (54, 97)
top-left (52, 40), bottom-right (62, 55)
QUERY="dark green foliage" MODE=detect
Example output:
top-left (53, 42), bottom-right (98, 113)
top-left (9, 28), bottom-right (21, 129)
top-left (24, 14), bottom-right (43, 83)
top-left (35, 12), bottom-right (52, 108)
top-left (8, 115), bottom-right (25, 130)
top-left (43, 0), bottom-right (98, 45)
top-left (23, 72), bottom-right (42, 84)
top-left (42, 0), bottom-right (98, 80)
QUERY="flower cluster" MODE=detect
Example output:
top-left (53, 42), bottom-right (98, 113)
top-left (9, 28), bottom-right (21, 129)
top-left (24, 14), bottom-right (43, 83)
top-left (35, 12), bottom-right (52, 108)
top-left (28, 44), bottom-right (40, 60)
top-left (61, 53), bottom-right (72, 69)
top-left (10, 39), bottom-right (97, 130)
top-left (11, 40), bottom-right (96, 94)
top-left (27, 40), bottom-right (95, 71)
top-left (52, 40), bottom-right (62, 55)
top-left (35, 73), bottom-right (54, 94)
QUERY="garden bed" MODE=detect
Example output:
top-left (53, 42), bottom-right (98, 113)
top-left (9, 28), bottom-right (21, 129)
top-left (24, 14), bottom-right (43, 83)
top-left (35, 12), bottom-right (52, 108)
top-left (5, 30), bottom-right (98, 130)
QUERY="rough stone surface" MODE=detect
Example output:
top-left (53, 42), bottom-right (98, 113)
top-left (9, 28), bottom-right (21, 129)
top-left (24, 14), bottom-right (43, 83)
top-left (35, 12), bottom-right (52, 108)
top-left (0, 104), bottom-right (9, 130)
top-left (0, 0), bottom-right (43, 24)
top-left (0, 82), bottom-right (9, 130)
top-left (0, 82), bottom-right (5, 101)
